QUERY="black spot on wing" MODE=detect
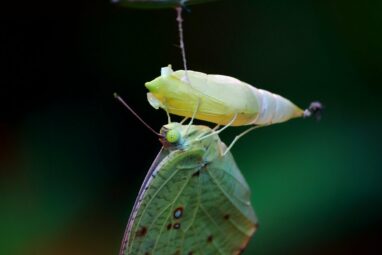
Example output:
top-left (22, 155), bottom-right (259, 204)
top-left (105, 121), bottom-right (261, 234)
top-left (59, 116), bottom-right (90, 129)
top-left (174, 207), bottom-right (184, 219)
top-left (173, 223), bottom-right (181, 229)
top-left (136, 226), bottom-right (147, 237)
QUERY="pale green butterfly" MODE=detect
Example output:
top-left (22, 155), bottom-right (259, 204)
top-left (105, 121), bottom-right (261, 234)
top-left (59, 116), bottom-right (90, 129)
top-left (111, 0), bottom-right (218, 9)
top-left (115, 94), bottom-right (258, 255)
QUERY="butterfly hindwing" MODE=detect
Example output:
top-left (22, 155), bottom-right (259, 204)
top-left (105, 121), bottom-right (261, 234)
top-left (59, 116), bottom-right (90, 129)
top-left (191, 148), bottom-right (257, 255)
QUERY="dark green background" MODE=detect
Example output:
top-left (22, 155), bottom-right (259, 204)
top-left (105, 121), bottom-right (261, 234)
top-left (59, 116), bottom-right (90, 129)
top-left (1, 0), bottom-right (381, 254)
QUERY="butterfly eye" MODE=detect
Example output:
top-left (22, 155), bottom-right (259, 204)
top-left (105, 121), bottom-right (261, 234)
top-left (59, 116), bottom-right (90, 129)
top-left (166, 129), bottom-right (181, 143)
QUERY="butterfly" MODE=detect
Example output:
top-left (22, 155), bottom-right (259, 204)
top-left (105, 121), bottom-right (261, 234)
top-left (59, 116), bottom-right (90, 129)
top-left (119, 121), bottom-right (258, 255)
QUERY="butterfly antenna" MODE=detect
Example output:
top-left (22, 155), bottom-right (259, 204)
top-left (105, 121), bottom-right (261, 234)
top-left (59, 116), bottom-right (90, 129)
top-left (303, 101), bottom-right (323, 120)
top-left (114, 93), bottom-right (163, 137)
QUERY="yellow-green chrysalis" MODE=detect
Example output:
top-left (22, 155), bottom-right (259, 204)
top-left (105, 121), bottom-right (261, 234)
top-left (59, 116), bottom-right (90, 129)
top-left (146, 65), bottom-right (321, 126)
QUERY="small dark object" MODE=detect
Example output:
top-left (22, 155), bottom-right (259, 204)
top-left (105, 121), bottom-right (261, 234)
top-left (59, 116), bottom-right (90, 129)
top-left (304, 101), bottom-right (323, 121)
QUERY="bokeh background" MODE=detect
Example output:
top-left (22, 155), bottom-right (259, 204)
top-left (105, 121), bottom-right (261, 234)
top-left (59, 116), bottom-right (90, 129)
top-left (1, 0), bottom-right (381, 254)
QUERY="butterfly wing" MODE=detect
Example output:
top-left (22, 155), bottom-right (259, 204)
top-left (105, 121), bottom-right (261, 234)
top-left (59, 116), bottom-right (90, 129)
top-left (120, 147), bottom-right (169, 255)
top-left (121, 143), bottom-right (257, 255)
top-left (188, 145), bottom-right (257, 255)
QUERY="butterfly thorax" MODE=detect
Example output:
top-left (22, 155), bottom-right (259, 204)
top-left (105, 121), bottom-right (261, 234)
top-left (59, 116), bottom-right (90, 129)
top-left (159, 122), bottom-right (222, 162)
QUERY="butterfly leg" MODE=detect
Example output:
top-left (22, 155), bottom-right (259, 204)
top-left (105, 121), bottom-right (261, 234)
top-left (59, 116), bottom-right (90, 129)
top-left (197, 113), bottom-right (238, 141)
top-left (165, 108), bottom-right (172, 124)
top-left (162, 98), bottom-right (172, 124)
top-left (223, 125), bottom-right (264, 156)
top-left (180, 117), bottom-right (190, 124)
top-left (212, 124), bottom-right (221, 131)
top-left (185, 98), bottom-right (201, 135)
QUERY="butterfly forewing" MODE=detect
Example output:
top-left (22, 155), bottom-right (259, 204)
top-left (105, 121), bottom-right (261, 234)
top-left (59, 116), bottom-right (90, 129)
top-left (125, 148), bottom-right (205, 254)
top-left (119, 148), bottom-right (170, 254)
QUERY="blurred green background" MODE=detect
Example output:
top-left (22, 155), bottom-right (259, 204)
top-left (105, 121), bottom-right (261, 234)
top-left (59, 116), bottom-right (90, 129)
top-left (1, 0), bottom-right (381, 254)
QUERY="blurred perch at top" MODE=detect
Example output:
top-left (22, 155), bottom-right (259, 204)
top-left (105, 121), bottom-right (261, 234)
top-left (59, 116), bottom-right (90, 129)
top-left (111, 0), bottom-right (218, 9)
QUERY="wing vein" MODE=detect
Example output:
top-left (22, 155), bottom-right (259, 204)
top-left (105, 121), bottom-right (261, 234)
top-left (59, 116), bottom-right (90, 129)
top-left (206, 167), bottom-right (250, 209)
top-left (191, 225), bottom-right (205, 255)
top-left (183, 171), bottom-right (202, 233)
top-left (163, 174), bottom-right (194, 254)
top-left (137, 197), bottom-right (173, 254)
top-left (128, 158), bottom-right (182, 254)
top-left (199, 205), bottom-right (234, 255)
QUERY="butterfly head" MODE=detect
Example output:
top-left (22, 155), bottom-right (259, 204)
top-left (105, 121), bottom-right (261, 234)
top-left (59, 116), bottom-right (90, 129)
top-left (159, 122), bottom-right (215, 151)
top-left (160, 122), bottom-right (184, 148)
top-left (166, 128), bottom-right (181, 143)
